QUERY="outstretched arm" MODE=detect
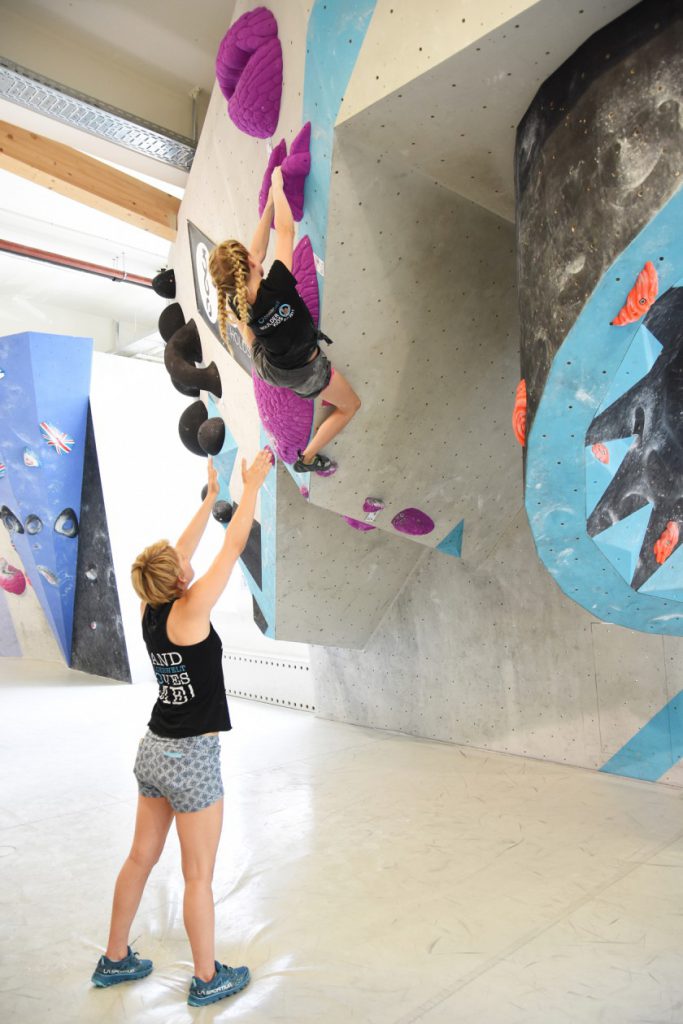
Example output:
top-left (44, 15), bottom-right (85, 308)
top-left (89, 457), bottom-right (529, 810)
top-left (175, 458), bottom-right (221, 560)
top-left (184, 450), bottom-right (273, 614)
top-left (250, 190), bottom-right (275, 265)
top-left (271, 166), bottom-right (294, 270)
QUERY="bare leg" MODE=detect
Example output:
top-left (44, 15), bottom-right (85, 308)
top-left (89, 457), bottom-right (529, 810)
top-left (176, 798), bottom-right (224, 982)
top-left (301, 369), bottom-right (361, 462)
top-left (105, 795), bottom-right (174, 960)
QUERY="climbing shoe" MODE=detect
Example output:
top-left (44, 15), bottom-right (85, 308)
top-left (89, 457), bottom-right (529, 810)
top-left (293, 451), bottom-right (337, 475)
top-left (91, 947), bottom-right (153, 987)
top-left (187, 961), bottom-right (251, 1007)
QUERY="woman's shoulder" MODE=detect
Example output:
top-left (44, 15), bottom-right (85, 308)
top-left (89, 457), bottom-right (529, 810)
top-left (264, 259), bottom-right (297, 287)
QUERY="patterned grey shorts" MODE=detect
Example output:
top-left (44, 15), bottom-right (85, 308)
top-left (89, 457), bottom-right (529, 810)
top-left (252, 344), bottom-right (333, 398)
top-left (133, 731), bottom-right (224, 813)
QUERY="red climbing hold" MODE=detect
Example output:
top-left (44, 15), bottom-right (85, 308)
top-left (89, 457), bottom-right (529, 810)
top-left (654, 521), bottom-right (679, 565)
top-left (512, 379), bottom-right (527, 447)
top-left (611, 261), bottom-right (658, 326)
top-left (592, 443), bottom-right (610, 464)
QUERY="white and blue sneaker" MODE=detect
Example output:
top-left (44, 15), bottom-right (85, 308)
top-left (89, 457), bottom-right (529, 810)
top-left (187, 961), bottom-right (251, 1007)
top-left (91, 946), bottom-right (153, 987)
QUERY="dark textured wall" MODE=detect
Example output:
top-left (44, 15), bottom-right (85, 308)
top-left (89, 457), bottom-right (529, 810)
top-left (71, 405), bottom-right (131, 682)
top-left (516, 0), bottom-right (683, 439)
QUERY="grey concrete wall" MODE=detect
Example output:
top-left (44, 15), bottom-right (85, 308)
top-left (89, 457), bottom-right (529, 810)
top-left (275, 463), bottom-right (423, 646)
top-left (315, 126), bottom-right (521, 565)
top-left (311, 511), bottom-right (683, 786)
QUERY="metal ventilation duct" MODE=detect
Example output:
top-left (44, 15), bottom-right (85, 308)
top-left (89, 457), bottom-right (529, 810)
top-left (0, 58), bottom-right (196, 172)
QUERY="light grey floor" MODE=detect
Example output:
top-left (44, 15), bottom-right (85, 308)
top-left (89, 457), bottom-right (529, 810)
top-left (2, 658), bottom-right (683, 1023)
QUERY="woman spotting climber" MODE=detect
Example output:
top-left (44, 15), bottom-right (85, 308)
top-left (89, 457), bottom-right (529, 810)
top-left (209, 165), bottom-right (360, 474)
top-left (92, 451), bottom-right (272, 1008)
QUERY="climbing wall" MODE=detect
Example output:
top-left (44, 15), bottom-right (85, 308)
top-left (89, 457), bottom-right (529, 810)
top-left (0, 332), bottom-right (130, 679)
top-left (165, 0), bottom-right (683, 785)
top-left (0, 331), bottom-right (91, 663)
top-left (518, 1), bottom-right (683, 636)
top-left (312, 0), bottom-right (683, 789)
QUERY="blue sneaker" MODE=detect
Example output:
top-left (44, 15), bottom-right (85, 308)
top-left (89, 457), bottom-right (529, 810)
top-left (187, 961), bottom-right (251, 1007)
top-left (91, 946), bottom-right (153, 987)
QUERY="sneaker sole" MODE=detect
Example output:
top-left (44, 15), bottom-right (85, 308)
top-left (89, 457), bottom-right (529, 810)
top-left (92, 966), bottom-right (153, 987)
top-left (187, 974), bottom-right (250, 1007)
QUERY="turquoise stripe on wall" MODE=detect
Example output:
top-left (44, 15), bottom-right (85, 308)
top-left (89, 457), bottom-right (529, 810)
top-left (600, 691), bottom-right (683, 782)
top-left (301, 0), bottom-right (377, 293)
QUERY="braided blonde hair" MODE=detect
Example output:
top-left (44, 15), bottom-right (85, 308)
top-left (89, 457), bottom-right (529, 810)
top-left (209, 241), bottom-right (252, 350)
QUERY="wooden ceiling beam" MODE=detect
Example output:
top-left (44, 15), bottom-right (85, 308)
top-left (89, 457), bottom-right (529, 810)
top-left (0, 119), bottom-right (179, 241)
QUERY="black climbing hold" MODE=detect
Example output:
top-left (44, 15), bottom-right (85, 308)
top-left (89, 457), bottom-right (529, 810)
top-left (170, 377), bottom-right (200, 398)
top-left (178, 401), bottom-right (208, 457)
top-left (165, 319), bottom-right (222, 399)
top-left (166, 319), bottom-right (202, 364)
top-left (158, 302), bottom-right (185, 342)
top-left (201, 484), bottom-right (208, 502)
top-left (212, 500), bottom-right (233, 524)
top-left (54, 507), bottom-right (79, 538)
top-left (152, 268), bottom-right (176, 299)
top-left (198, 417), bottom-right (225, 456)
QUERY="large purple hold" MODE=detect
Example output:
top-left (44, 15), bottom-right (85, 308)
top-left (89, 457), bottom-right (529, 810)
top-left (216, 7), bottom-right (278, 99)
top-left (252, 371), bottom-right (313, 465)
top-left (292, 235), bottom-right (319, 326)
top-left (281, 122), bottom-right (311, 221)
top-left (216, 9), bottom-right (283, 140)
top-left (391, 507), bottom-right (435, 536)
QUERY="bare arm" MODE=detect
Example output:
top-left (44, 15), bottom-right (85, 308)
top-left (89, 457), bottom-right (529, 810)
top-left (183, 450), bottom-right (273, 616)
top-left (175, 457), bottom-right (220, 560)
top-left (250, 191), bottom-right (275, 265)
top-left (271, 166), bottom-right (294, 270)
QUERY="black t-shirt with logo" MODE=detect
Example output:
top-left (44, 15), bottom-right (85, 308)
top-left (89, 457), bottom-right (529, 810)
top-left (142, 601), bottom-right (231, 739)
top-left (248, 260), bottom-right (317, 369)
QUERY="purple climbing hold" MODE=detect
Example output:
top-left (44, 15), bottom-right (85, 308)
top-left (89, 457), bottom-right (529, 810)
top-left (292, 236), bottom-right (319, 326)
top-left (216, 9), bottom-right (282, 139)
top-left (259, 138), bottom-right (287, 218)
top-left (252, 371), bottom-right (314, 465)
top-left (299, 486), bottom-right (310, 499)
top-left (343, 516), bottom-right (376, 532)
top-left (391, 507), bottom-right (435, 536)
top-left (281, 122), bottom-right (311, 221)
top-left (363, 497), bottom-right (385, 516)
top-left (216, 7), bottom-right (278, 98)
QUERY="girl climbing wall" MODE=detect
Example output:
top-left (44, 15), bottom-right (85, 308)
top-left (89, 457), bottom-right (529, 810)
top-left (209, 166), bottom-right (361, 474)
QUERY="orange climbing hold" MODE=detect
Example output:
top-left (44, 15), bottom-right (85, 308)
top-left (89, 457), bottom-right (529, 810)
top-left (654, 521), bottom-right (679, 565)
top-left (592, 443), bottom-right (609, 464)
top-left (512, 379), bottom-right (527, 446)
top-left (611, 261), bottom-right (658, 325)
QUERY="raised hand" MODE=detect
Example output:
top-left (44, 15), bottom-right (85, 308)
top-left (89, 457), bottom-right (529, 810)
top-left (271, 165), bottom-right (284, 191)
top-left (207, 456), bottom-right (220, 499)
top-left (241, 449), bottom-right (274, 489)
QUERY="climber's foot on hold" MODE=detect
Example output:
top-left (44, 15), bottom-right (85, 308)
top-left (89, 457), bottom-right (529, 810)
top-left (293, 451), bottom-right (337, 476)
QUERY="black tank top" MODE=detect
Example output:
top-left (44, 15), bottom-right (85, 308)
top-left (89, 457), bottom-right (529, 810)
top-left (142, 602), bottom-right (231, 739)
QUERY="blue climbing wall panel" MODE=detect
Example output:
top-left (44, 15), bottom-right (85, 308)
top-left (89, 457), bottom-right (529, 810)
top-left (0, 332), bottom-right (92, 663)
